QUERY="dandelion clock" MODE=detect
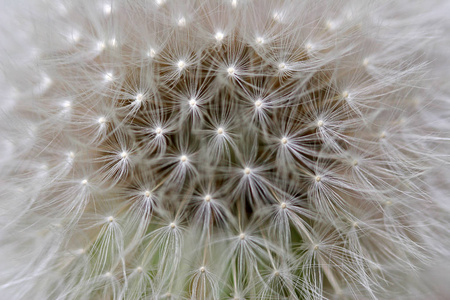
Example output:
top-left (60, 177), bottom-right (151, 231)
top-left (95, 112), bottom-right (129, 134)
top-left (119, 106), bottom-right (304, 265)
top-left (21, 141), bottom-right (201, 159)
top-left (1, 0), bottom-right (450, 299)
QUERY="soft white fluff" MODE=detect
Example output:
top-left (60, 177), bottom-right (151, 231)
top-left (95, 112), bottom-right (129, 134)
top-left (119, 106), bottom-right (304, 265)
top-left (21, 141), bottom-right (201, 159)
top-left (0, 0), bottom-right (450, 299)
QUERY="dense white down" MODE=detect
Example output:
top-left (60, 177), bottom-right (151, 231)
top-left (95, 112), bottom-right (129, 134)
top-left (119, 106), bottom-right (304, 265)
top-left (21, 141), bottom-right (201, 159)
top-left (0, 0), bottom-right (449, 299)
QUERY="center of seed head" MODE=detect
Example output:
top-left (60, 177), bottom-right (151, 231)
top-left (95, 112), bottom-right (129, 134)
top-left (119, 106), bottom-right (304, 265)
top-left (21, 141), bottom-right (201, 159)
top-left (204, 194), bottom-right (211, 202)
top-left (189, 99), bottom-right (197, 107)
top-left (281, 137), bottom-right (288, 144)
top-left (155, 127), bottom-right (162, 134)
top-left (217, 127), bottom-right (224, 134)
top-left (180, 155), bottom-right (188, 162)
top-left (254, 99), bottom-right (262, 107)
top-left (244, 167), bottom-right (251, 175)
top-left (144, 190), bottom-right (151, 197)
top-left (227, 67), bottom-right (235, 75)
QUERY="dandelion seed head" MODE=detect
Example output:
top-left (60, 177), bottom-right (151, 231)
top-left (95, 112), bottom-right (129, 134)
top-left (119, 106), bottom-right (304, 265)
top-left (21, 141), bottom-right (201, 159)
top-left (243, 167), bottom-right (251, 175)
top-left (217, 127), bottom-right (224, 135)
top-left (177, 60), bottom-right (186, 70)
top-left (180, 155), bottom-right (188, 162)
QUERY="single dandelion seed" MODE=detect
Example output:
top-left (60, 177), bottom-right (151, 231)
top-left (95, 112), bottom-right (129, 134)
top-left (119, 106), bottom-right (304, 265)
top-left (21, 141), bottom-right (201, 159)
top-left (215, 32), bottom-right (224, 42)
top-left (177, 60), bottom-right (186, 70)
top-left (273, 12), bottom-right (281, 22)
top-left (227, 66), bottom-right (235, 76)
top-left (178, 17), bottom-right (186, 27)
top-left (62, 100), bottom-right (71, 109)
top-left (109, 38), bottom-right (117, 47)
top-left (135, 93), bottom-right (144, 102)
top-left (189, 98), bottom-right (197, 107)
top-left (96, 41), bottom-right (106, 51)
top-left (67, 152), bottom-right (75, 162)
top-left (255, 37), bottom-right (265, 45)
top-left (104, 72), bottom-right (113, 82)
top-left (326, 20), bottom-right (336, 30)
top-left (155, 0), bottom-right (165, 6)
top-left (363, 58), bottom-right (369, 67)
top-left (103, 4), bottom-right (112, 15)
top-left (147, 48), bottom-right (156, 58)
